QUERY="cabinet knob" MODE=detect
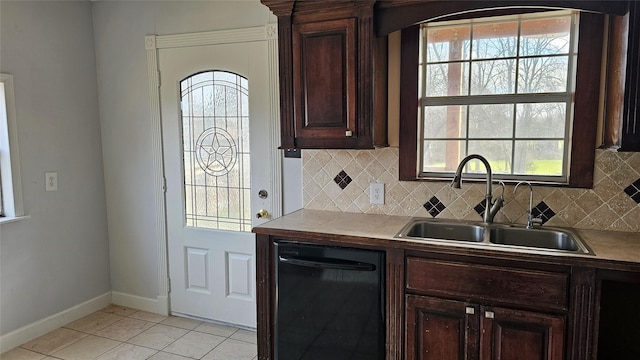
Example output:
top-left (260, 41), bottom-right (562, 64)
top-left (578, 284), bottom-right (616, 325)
top-left (465, 307), bottom-right (475, 315)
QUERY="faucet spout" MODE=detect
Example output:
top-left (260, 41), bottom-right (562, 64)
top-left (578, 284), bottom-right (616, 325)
top-left (451, 154), bottom-right (502, 223)
top-left (452, 154), bottom-right (493, 197)
top-left (514, 181), bottom-right (543, 229)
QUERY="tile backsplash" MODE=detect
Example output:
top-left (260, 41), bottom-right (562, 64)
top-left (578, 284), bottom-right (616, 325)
top-left (303, 148), bottom-right (640, 233)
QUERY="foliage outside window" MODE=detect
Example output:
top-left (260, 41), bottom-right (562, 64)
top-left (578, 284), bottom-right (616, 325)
top-left (418, 11), bottom-right (577, 183)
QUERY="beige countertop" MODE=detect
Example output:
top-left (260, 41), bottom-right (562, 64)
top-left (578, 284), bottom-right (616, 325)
top-left (254, 209), bottom-right (640, 270)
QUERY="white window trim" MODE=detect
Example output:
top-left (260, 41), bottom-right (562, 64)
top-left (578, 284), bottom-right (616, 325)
top-left (0, 73), bottom-right (27, 223)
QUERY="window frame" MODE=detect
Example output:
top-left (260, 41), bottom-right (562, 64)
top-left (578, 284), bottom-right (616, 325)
top-left (0, 73), bottom-right (25, 220)
top-left (399, 10), bottom-right (604, 188)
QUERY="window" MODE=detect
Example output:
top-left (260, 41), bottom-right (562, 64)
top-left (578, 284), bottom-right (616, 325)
top-left (421, 11), bottom-right (576, 181)
top-left (400, 10), bottom-right (604, 188)
top-left (0, 73), bottom-right (25, 220)
top-left (180, 70), bottom-right (251, 231)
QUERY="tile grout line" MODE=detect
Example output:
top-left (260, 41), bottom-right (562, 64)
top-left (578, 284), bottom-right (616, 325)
top-left (9, 306), bottom-right (256, 360)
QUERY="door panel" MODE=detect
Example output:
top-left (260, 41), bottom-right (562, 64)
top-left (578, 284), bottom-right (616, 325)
top-left (186, 247), bottom-right (209, 292)
top-left (160, 40), bottom-right (272, 327)
top-left (405, 295), bottom-right (479, 360)
top-left (480, 306), bottom-right (565, 360)
top-left (293, 18), bottom-right (357, 140)
top-left (227, 252), bottom-right (253, 300)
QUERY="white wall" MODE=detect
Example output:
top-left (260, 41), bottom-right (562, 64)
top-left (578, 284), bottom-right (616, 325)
top-left (283, 157), bottom-right (303, 215)
top-left (92, 1), bottom-right (300, 309)
top-left (0, 1), bottom-right (301, 339)
top-left (0, 1), bottom-right (111, 336)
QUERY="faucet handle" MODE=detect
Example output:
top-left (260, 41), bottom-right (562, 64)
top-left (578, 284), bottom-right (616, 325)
top-left (494, 180), bottom-right (506, 199)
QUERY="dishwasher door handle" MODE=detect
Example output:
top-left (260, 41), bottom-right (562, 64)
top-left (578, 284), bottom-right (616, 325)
top-left (278, 255), bottom-right (376, 271)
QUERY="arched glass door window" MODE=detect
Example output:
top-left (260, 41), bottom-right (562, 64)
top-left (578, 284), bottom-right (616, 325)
top-left (180, 70), bottom-right (250, 231)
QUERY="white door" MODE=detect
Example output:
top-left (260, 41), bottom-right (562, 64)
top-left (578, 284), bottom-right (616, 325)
top-left (159, 39), bottom-right (275, 328)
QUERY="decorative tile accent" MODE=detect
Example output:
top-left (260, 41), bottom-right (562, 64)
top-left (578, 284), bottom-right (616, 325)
top-left (333, 170), bottom-right (352, 189)
top-left (531, 201), bottom-right (556, 225)
top-left (624, 178), bottom-right (640, 204)
top-left (423, 196), bottom-right (446, 218)
top-left (474, 200), bottom-right (486, 218)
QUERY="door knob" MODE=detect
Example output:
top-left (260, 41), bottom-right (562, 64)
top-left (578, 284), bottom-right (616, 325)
top-left (256, 209), bottom-right (269, 219)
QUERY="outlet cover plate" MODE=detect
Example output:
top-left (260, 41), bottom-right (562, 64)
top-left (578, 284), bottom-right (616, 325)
top-left (370, 183), bottom-right (384, 205)
top-left (45, 172), bottom-right (58, 191)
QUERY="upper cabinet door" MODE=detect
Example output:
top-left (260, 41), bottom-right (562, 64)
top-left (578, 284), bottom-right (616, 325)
top-left (292, 18), bottom-right (357, 145)
top-left (263, 0), bottom-right (387, 150)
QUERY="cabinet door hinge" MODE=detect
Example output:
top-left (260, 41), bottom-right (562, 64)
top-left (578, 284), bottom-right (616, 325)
top-left (162, 177), bottom-right (167, 193)
top-left (167, 278), bottom-right (171, 293)
top-left (156, 70), bottom-right (161, 88)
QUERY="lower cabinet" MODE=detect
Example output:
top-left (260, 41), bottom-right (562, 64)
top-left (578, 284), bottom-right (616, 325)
top-left (255, 231), bottom-right (632, 360)
top-left (594, 270), bottom-right (640, 359)
top-left (479, 305), bottom-right (565, 360)
top-left (405, 295), bottom-right (478, 360)
top-left (406, 295), bottom-right (565, 360)
top-left (405, 255), bottom-right (569, 360)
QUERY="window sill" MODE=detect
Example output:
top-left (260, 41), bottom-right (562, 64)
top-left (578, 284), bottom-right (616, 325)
top-left (0, 215), bottom-right (30, 225)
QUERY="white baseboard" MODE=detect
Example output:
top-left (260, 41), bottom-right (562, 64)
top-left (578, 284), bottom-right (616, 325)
top-left (111, 291), bottom-right (161, 315)
top-left (0, 292), bottom-right (112, 353)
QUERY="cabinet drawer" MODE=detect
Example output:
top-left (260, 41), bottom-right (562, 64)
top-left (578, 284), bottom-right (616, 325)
top-left (406, 257), bottom-right (568, 311)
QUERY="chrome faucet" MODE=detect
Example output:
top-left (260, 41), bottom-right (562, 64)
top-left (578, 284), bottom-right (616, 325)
top-left (514, 181), bottom-right (543, 229)
top-left (451, 154), bottom-right (504, 224)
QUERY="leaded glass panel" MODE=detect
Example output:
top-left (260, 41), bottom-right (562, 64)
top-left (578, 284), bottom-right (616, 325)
top-left (181, 71), bottom-right (251, 231)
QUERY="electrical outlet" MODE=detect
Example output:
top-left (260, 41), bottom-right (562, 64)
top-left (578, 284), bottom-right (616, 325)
top-left (45, 172), bottom-right (58, 191)
top-left (370, 183), bottom-right (385, 205)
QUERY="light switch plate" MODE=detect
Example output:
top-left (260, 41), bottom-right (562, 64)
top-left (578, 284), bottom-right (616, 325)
top-left (45, 172), bottom-right (58, 191)
top-left (370, 183), bottom-right (385, 205)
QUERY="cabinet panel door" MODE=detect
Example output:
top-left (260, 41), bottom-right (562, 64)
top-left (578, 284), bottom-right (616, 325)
top-left (292, 18), bottom-right (356, 143)
top-left (480, 307), bottom-right (565, 360)
top-left (405, 295), bottom-right (479, 360)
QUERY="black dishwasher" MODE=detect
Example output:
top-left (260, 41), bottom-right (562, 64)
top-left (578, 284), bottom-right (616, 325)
top-left (275, 241), bottom-right (385, 360)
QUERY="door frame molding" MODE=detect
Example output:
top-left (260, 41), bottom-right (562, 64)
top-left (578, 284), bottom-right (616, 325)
top-left (145, 25), bottom-right (281, 315)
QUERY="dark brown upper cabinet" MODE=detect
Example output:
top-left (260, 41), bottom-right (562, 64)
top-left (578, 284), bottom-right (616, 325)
top-left (261, 0), bottom-right (388, 149)
top-left (603, 2), bottom-right (640, 151)
top-left (620, 2), bottom-right (640, 151)
top-left (263, 0), bottom-right (637, 151)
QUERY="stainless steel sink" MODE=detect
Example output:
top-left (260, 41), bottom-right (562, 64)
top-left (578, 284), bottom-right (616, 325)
top-left (397, 219), bottom-right (485, 243)
top-left (489, 226), bottom-right (590, 253)
top-left (395, 218), bottom-right (592, 254)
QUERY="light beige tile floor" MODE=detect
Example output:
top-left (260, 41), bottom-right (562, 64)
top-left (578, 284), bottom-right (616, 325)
top-left (1, 305), bottom-right (257, 360)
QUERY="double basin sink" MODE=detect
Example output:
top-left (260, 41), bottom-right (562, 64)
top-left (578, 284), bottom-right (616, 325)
top-left (395, 218), bottom-right (592, 254)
